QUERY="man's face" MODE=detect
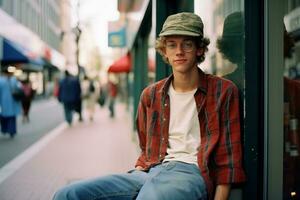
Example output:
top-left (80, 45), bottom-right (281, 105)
top-left (163, 36), bottom-right (203, 74)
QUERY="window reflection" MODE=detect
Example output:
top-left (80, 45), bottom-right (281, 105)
top-left (217, 11), bottom-right (245, 91)
top-left (216, 11), bottom-right (245, 137)
top-left (196, 1), bottom-right (245, 197)
top-left (215, 9), bottom-right (245, 200)
top-left (283, 20), bottom-right (300, 199)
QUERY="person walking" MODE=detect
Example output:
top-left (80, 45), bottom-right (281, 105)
top-left (82, 76), bottom-right (98, 121)
top-left (0, 66), bottom-right (22, 138)
top-left (58, 70), bottom-right (82, 125)
top-left (20, 79), bottom-right (35, 123)
top-left (53, 12), bottom-right (246, 200)
top-left (107, 79), bottom-right (117, 118)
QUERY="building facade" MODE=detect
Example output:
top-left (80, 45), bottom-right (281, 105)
top-left (0, 0), bottom-right (61, 54)
top-left (0, 0), bottom-right (71, 95)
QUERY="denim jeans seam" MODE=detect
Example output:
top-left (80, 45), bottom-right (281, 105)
top-left (92, 190), bottom-right (138, 200)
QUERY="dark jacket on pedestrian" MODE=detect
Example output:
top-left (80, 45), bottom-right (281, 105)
top-left (58, 73), bottom-right (81, 104)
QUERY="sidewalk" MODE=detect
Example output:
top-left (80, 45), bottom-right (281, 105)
top-left (0, 103), bottom-right (139, 200)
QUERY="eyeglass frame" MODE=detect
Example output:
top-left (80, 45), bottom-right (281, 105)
top-left (164, 39), bottom-right (197, 53)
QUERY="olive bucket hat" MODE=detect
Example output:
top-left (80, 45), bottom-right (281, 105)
top-left (159, 12), bottom-right (204, 37)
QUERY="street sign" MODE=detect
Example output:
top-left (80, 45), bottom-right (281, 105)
top-left (108, 21), bottom-right (127, 47)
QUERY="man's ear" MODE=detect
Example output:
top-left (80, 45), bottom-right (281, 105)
top-left (196, 48), bottom-right (204, 56)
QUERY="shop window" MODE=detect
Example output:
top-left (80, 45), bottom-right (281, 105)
top-left (283, 3), bottom-right (300, 199)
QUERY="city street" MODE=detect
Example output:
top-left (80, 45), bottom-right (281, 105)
top-left (0, 100), bottom-right (139, 200)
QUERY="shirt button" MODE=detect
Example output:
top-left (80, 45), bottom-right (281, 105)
top-left (162, 138), bottom-right (164, 141)
top-left (163, 118), bottom-right (166, 121)
top-left (164, 103), bottom-right (167, 107)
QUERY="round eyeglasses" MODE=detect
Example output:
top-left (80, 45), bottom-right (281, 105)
top-left (165, 40), bottom-right (195, 53)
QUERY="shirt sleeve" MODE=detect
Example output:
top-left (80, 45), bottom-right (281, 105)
top-left (214, 84), bottom-right (246, 184)
top-left (135, 89), bottom-right (148, 168)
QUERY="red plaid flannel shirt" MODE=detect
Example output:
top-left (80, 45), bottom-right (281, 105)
top-left (135, 69), bottom-right (246, 199)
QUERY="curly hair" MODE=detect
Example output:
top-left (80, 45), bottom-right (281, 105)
top-left (155, 36), bottom-right (210, 65)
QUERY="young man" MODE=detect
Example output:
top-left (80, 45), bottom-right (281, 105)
top-left (53, 12), bottom-right (245, 200)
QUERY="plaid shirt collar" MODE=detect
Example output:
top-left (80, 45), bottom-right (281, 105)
top-left (159, 67), bottom-right (208, 98)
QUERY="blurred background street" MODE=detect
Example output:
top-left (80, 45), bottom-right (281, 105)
top-left (0, 101), bottom-right (138, 200)
top-left (0, 98), bottom-right (64, 167)
top-left (0, 0), bottom-right (299, 199)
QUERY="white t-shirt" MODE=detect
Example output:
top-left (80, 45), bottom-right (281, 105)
top-left (164, 83), bottom-right (201, 166)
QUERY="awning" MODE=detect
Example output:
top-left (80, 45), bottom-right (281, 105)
top-left (108, 54), bottom-right (131, 73)
top-left (108, 54), bottom-right (155, 73)
top-left (0, 37), bottom-right (44, 66)
top-left (148, 58), bottom-right (155, 72)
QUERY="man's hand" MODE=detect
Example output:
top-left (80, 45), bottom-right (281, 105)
top-left (214, 184), bottom-right (231, 200)
top-left (135, 166), bottom-right (144, 171)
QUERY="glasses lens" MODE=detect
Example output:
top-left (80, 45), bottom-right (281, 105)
top-left (166, 42), bottom-right (177, 50)
top-left (165, 41), bottom-right (194, 53)
top-left (182, 41), bottom-right (194, 52)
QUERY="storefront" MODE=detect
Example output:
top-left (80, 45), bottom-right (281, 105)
top-left (0, 7), bottom-right (65, 96)
top-left (195, 0), bottom-right (300, 199)
top-left (282, 2), bottom-right (300, 200)
top-left (194, 0), bottom-right (300, 199)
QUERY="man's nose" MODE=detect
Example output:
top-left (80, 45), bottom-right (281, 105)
top-left (175, 44), bottom-right (184, 54)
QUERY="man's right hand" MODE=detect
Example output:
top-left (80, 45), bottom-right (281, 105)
top-left (135, 166), bottom-right (144, 171)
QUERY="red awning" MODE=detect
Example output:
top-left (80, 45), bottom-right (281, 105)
top-left (108, 54), bottom-right (131, 73)
top-left (107, 54), bottom-right (155, 73)
top-left (148, 58), bottom-right (155, 72)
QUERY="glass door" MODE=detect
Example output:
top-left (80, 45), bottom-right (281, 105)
top-left (283, 2), bottom-right (300, 199)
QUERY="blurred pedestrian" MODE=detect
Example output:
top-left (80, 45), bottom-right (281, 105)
top-left (20, 79), bottom-right (35, 123)
top-left (53, 77), bottom-right (60, 98)
top-left (0, 66), bottom-right (22, 138)
top-left (107, 79), bottom-right (117, 118)
top-left (82, 76), bottom-right (98, 121)
top-left (75, 92), bottom-right (83, 122)
top-left (97, 83), bottom-right (106, 107)
top-left (58, 70), bottom-right (82, 125)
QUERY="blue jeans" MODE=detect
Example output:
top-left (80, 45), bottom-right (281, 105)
top-left (53, 161), bottom-right (207, 200)
top-left (63, 103), bottom-right (73, 124)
